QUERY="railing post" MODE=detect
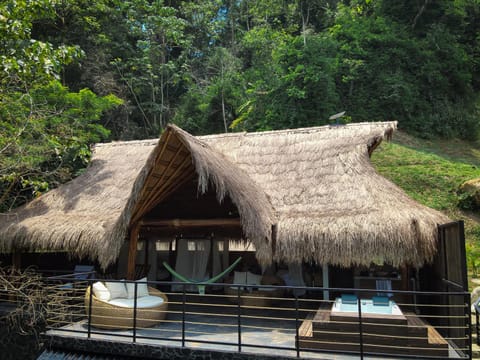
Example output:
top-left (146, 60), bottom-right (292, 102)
top-left (357, 298), bottom-right (364, 360)
top-left (475, 296), bottom-right (480, 347)
top-left (295, 295), bottom-right (300, 358)
top-left (237, 285), bottom-right (242, 353)
top-left (467, 294), bottom-right (472, 359)
top-left (182, 283), bottom-right (186, 347)
top-left (87, 279), bottom-right (93, 339)
top-left (477, 309), bottom-right (480, 346)
top-left (132, 281), bottom-right (138, 343)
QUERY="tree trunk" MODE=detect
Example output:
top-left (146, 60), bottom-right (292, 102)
top-left (221, 88), bottom-right (227, 133)
top-left (412, 0), bottom-right (429, 29)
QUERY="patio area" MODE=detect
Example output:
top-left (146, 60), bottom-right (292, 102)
top-left (43, 283), bottom-right (469, 360)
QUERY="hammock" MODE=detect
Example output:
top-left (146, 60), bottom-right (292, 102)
top-left (163, 257), bottom-right (242, 295)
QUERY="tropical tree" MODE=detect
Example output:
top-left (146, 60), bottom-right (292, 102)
top-left (0, 0), bottom-right (121, 211)
top-left (174, 47), bottom-right (244, 134)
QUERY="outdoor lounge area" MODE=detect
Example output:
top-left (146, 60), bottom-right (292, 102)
top-left (84, 283), bottom-right (168, 329)
top-left (35, 274), bottom-right (469, 360)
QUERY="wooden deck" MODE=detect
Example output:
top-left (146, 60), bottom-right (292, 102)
top-left (298, 307), bottom-right (449, 358)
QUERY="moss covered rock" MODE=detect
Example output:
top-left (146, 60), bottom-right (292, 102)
top-left (459, 178), bottom-right (480, 209)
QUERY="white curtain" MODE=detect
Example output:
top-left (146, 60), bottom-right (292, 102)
top-left (211, 239), bottom-right (229, 289)
top-left (212, 239), bottom-right (229, 275)
top-left (376, 279), bottom-right (393, 297)
top-left (172, 239), bottom-right (211, 292)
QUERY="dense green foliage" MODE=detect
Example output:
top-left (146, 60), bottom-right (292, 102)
top-left (1, 0), bottom-right (480, 213)
top-left (0, 81), bottom-right (121, 210)
top-left (11, 0), bottom-right (478, 138)
top-left (0, 0), bottom-right (121, 211)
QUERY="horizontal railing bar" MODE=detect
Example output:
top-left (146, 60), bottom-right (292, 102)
top-left (184, 337), bottom-right (296, 352)
top-left (184, 320), bottom-right (237, 328)
top-left (302, 345), bottom-right (467, 359)
top-left (180, 328), bottom-right (237, 337)
top-left (182, 311), bottom-right (237, 318)
top-left (44, 276), bottom-right (471, 296)
top-left (241, 314), bottom-right (296, 322)
top-left (240, 323), bottom-right (296, 331)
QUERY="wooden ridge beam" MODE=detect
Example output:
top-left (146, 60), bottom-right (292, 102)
top-left (140, 218), bottom-right (241, 228)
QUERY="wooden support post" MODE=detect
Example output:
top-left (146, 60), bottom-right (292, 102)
top-left (400, 264), bottom-right (410, 303)
top-left (223, 238), bottom-right (229, 270)
top-left (12, 251), bottom-right (21, 271)
top-left (127, 223), bottom-right (140, 280)
top-left (168, 239), bottom-right (174, 269)
top-left (401, 265), bottom-right (409, 291)
top-left (144, 238), bottom-right (149, 270)
top-left (322, 264), bottom-right (329, 300)
top-left (209, 235), bottom-right (214, 276)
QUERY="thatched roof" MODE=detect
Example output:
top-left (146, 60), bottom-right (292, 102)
top-left (0, 122), bottom-right (449, 268)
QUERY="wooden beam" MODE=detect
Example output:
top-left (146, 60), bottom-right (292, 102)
top-left (141, 218), bottom-right (241, 228)
top-left (126, 223), bottom-right (140, 280)
top-left (130, 130), bottom-right (173, 223)
top-left (143, 168), bottom-right (195, 210)
top-left (132, 155), bottom-right (193, 224)
top-left (131, 152), bottom-right (192, 225)
top-left (142, 226), bottom-right (243, 239)
top-left (143, 141), bottom-right (186, 200)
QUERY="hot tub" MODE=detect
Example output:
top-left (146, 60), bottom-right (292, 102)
top-left (332, 298), bottom-right (403, 316)
top-left (330, 297), bottom-right (407, 328)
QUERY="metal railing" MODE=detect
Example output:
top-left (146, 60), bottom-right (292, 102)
top-left (474, 300), bottom-right (480, 346)
top-left (2, 273), bottom-right (471, 360)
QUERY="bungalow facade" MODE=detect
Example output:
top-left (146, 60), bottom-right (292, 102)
top-left (0, 121), bottom-right (470, 358)
top-left (0, 122), bottom-right (464, 291)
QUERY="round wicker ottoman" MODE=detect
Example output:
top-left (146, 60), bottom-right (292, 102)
top-left (84, 286), bottom-right (168, 330)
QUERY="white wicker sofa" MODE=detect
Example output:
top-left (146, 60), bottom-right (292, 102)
top-left (84, 279), bottom-right (168, 330)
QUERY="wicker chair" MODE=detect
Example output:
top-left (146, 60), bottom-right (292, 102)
top-left (84, 286), bottom-right (168, 330)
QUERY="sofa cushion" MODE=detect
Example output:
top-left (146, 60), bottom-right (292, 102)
top-left (246, 272), bottom-right (262, 286)
top-left (233, 271), bottom-right (247, 285)
top-left (92, 281), bottom-right (110, 301)
top-left (108, 295), bottom-right (165, 309)
top-left (105, 281), bottom-right (128, 299)
top-left (341, 294), bottom-right (358, 305)
top-left (126, 277), bottom-right (150, 299)
top-left (372, 296), bottom-right (390, 306)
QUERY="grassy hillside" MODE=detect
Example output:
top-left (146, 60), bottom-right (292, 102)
top-left (372, 132), bottom-right (480, 211)
top-left (371, 131), bottom-right (480, 282)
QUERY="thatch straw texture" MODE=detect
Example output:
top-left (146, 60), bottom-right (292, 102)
top-left (172, 127), bottom-right (275, 265)
top-left (0, 140), bottom-right (155, 267)
top-left (202, 122), bottom-right (449, 267)
top-left (0, 121), bottom-right (449, 268)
